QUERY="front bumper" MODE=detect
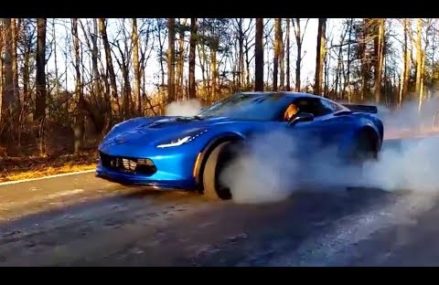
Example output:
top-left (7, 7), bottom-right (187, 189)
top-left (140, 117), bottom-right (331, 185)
top-left (95, 151), bottom-right (198, 190)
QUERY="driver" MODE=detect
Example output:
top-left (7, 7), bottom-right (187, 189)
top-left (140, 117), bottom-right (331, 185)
top-left (283, 103), bottom-right (299, 121)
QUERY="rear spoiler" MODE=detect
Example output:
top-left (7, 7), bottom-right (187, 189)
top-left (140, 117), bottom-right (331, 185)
top-left (342, 104), bottom-right (378, 114)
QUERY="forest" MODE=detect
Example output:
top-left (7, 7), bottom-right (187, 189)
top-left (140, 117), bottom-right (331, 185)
top-left (0, 18), bottom-right (438, 163)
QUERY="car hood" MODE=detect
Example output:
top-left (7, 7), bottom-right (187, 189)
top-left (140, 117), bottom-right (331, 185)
top-left (100, 116), bottom-right (235, 150)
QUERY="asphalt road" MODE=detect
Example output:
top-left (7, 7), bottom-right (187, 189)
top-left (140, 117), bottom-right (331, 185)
top-left (1, 137), bottom-right (439, 266)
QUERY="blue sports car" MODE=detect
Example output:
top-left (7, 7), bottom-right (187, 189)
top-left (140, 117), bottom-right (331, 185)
top-left (96, 92), bottom-right (384, 200)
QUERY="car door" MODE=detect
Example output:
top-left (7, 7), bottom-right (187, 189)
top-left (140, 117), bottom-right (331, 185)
top-left (315, 98), bottom-right (354, 145)
top-left (286, 97), bottom-right (335, 148)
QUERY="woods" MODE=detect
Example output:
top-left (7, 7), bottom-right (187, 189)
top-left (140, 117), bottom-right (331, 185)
top-left (1, 18), bottom-right (439, 158)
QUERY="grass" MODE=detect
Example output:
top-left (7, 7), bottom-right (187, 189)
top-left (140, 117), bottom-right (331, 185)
top-left (0, 150), bottom-right (98, 183)
top-left (2, 163), bottom-right (97, 182)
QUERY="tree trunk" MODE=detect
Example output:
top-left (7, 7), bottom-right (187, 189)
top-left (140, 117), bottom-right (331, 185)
top-left (399, 19), bottom-right (410, 107)
top-left (314, 18), bottom-right (326, 95)
top-left (279, 20), bottom-right (285, 90)
top-left (344, 19), bottom-right (354, 101)
top-left (167, 18), bottom-right (176, 104)
top-left (374, 19), bottom-right (385, 104)
top-left (188, 18), bottom-right (197, 99)
top-left (33, 18), bottom-right (47, 156)
top-left (361, 19), bottom-right (370, 101)
top-left (121, 63), bottom-right (132, 118)
top-left (0, 29), bottom-right (2, 113)
top-left (254, 18), bottom-right (264, 91)
top-left (157, 23), bottom-right (166, 88)
top-left (1, 18), bottom-right (15, 129)
top-left (237, 19), bottom-right (244, 88)
top-left (335, 29), bottom-right (346, 100)
top-left (132, 18), bottom-right (141, 114)
top-left (98, 18), bottom-right (120, 117)
top-left (22, 28), bottom-right (31, 107)
top-left (245, 40), bottom-right (251, 88)
top-left (52, 19), bottom-right (60, 98)
top-left (199, 38), bottom-right (207, 90)
top-left (91, 19), bottom-right (101, 99)
top-left (176, 19), bottom-right (186, 100)
top-left (35, 18), bottom-right (47, 123)
top-left (11, 19), bottom-right (19, 105)
top-left (415, 19), bottom-right (424, 111)
top-left (286, 19), bottom-right (291, 91)
top-left (273, 18), bottom-right (281, 91)
top-left (324, 47), bottom-right (329, 96)
top-left (295, 43), bottom-right (302, 92)
top-left (211, 45), bottom-right (218, 102)
top-left (91, 18), bottom-right (108, 127)
top-left (292, 18), bottom-right (306, 92)
top-left (72, 19), bottom-right (85, 155)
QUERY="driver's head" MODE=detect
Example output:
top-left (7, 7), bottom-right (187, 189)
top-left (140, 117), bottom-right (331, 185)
top-left (284, 103), bottom-right (299, 121)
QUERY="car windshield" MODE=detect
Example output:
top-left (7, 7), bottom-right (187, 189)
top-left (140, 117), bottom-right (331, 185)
top-left (197, 93), bottom-right (289, 121)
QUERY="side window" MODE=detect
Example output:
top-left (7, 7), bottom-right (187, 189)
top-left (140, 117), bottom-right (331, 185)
top-left (294, 98), bottom-right (333, 117)
top-left (321, 99), bottom-right (341, 113)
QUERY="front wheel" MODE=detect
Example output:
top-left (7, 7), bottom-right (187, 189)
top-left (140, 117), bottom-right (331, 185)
top-left (202, 141), bottom-right (234, 201)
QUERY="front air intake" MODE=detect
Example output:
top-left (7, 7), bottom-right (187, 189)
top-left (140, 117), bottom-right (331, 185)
top-left (100, 152), bottom-right (157, 175)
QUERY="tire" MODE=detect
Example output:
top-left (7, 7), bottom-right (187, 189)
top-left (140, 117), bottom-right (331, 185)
top-left (352, 130), bottom-right (378, 164)
top-left (202, 141), bottom-right (234, 201)
top-left (345, 130), bottom-right (378, 192)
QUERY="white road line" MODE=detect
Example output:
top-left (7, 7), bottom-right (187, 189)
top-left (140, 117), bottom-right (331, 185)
top-left (0, 169), bottom-right (96, 187)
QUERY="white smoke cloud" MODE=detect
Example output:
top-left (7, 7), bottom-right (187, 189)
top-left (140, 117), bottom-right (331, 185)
top-left (219, 99), bottom-right (439, 204)
top-left (379, 98), bottom-right (439, 139)
top-left (165, 99), bottom-right (202, 117)
top-left (220, 131), bottom-right (299, 204)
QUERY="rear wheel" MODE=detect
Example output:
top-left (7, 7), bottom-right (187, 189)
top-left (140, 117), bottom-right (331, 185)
top-left (353, 130), bottom-right (378, 162)
top-left (202, 141), bottom-right (235, 201)
top-left (346, 130), bottom-right (378, 192)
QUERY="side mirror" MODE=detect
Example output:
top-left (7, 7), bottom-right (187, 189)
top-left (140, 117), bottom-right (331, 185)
top-left (288, 112), bottom-right (314, 126)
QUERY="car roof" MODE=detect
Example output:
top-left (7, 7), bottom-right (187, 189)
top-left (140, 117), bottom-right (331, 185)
top-left (239, 91), bottom-right (326, 100)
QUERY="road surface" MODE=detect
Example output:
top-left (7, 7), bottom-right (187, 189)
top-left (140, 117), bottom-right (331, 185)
top-left (1, 137), bottom-right (439, 266)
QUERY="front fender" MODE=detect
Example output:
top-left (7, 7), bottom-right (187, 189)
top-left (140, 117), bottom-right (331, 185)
top-left (193, 132), bottom-right (246, 187)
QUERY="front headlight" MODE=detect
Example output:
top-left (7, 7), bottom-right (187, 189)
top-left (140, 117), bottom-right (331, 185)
top-left (156, 129), bottom-right (207, 148)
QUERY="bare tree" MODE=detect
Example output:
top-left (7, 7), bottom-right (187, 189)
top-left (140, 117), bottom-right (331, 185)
top-left (175, 18), bottom-right (187, 100)
top-left (11, 19), bottom-right (20, 105)
top-left (112, 20), bottom-right (132, 118)
top-left (98, 18), bottom-right (120, 117)
top-left (71, 18), bottom-right (85, 155)
top-left (132, 18), bottom-right (141, 114)
top-left (167, 18), bottom-right (176, 103)
top-left (292, 18), bottom-right (309, 92)
top-left (236, 19), bottom-right (245, 88)
top-left (254, 18), bottom-right (264, 91)
top-left (272, 18), bottom-right (281, 91)
top-left (279, 20), bottom-right (285, 90)
top-left (1, 18), bottom-right (15, 129)
top-left (374, 19), bottom-right (385, 103)
top-left (286, 18), bottom-right (291, 91)
top-left (415, 18), bottom-right (424, 111)
top-left (399, 18), bottom-right (410, 107)
top-left (35, 18), bottom-right (47, 156)
top-left (188, 18), bottom-right (197, 99)
top-left (314, 18), bottom-right (326, 95)
top-left (343, 18), bottom-right (354, 100)
top-left (35, 18), bottom-right (47, 122)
